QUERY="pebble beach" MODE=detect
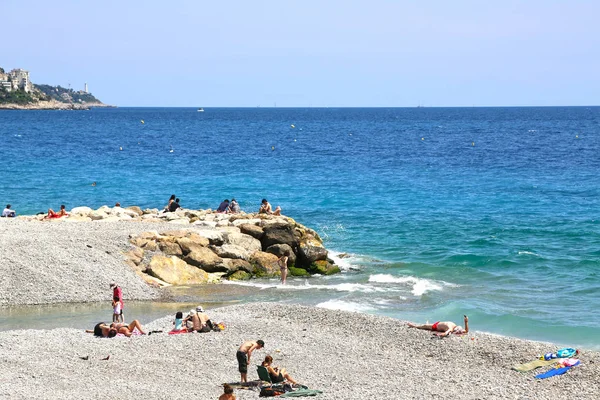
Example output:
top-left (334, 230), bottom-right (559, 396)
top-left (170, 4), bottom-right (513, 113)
top-left (1, 219), bottom-right (599, 399)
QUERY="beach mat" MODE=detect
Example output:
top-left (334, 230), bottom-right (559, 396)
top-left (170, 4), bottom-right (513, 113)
top-left (279, 388), bottom-right (323, 397)
top-left (535, 360), bottom-right (580, 379)
top-left (222, 381), bottom-right (262, 390)
top-left (512, 359), bottom-right (558, 372)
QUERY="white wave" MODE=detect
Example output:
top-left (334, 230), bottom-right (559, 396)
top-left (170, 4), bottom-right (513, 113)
top-left (328, 250), bottom-right (361, 271)
top-left (518, 251), bottom-right (540, 257)
top-left (316, 299), bottom-right (375, 313)
top-left (223, 279), bottom-right (392, 294)
top-left (368, 274), bottom-right (452, 296)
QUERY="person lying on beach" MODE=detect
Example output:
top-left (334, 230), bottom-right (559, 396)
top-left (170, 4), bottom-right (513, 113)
top-left (45, 205), bottom-right (68, 219)
top-left (110, 320), bottom-right (146, 336)
top-left (2, 204), bottom-right (15, 217)
top-left (237, 340), bottom-right (264, 382)
top-left (408, 315), bottom-right (469, 337)
top-left (87, 322), bottom-right (118, 338)
top-left (259, 199), bottom-right (281, 215)
top-left (219, 384), bottom-right (236, 400)
top-left (216, 199), bottom-right (230, 213)
top-left (262, 355), bottom-right (298, 385)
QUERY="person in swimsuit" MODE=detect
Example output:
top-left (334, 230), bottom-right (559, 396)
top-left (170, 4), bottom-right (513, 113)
top-left (236, 340), bottom-right (264, 382)
top-left (408, 315), bottom-right (469, 337)
top-left (87, 322), bottom-right (118, 338)
top-left (262, 355), bottom-right (298, 384)
top-left (278, 250), bottom-right (290, 284)
top-left (259, 199), bottom-right (281, 215)
top-left (109, 320), bottom-right (146, 336)
top-left (45, 205), bottom-right (68, 219)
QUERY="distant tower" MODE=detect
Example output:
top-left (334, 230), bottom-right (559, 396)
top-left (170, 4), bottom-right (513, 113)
top-left (84, 83), bottom-right (88, 93)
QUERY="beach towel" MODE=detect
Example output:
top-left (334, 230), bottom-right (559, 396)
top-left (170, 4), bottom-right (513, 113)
top-left (168, 329), bottom-right (189, 335)
top-left (512, 359), bottom-right (558, 372)
top-left (535, 360), bottom-right (580, 379)
top-left (279, 389), bottom-right (323, 397)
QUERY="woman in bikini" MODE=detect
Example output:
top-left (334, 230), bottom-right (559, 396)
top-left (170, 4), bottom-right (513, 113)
top-left (408, 315), bottom-right (469, 337)
top-left (261, 355), bottom-right (298, 385)
top-left (278, 250), bottom-right (290, 285)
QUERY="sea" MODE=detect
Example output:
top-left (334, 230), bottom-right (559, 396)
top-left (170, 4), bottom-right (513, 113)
top-left (1, 107), bottom-right (599, 348)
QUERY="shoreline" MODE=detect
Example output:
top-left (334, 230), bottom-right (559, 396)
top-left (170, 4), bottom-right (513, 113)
top-left (0, 100), bottom-right (114, 110)
top-left (0, 303), bottom-right (598, 399)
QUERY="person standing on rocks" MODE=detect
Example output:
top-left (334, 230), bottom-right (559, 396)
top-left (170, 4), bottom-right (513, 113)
top-left (109, 282), bottom-right (124, 323)
top-left (237, 340), bottom-right (264, 382)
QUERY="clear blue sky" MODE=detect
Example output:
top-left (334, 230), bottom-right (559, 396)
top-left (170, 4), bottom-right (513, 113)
top-left (3, 1), bottom-right (599, 107)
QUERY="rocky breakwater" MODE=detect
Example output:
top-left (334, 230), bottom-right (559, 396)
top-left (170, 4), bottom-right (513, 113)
top-left (31, 205), bottom-right (341, 286)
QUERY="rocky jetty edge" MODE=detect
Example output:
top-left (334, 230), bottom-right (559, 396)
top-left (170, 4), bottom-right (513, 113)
top-left (17, 205), bottom-right (341, 288)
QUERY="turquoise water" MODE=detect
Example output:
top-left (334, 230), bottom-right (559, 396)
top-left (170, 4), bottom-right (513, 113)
top-left (1, 107), bottom-right (599, 348)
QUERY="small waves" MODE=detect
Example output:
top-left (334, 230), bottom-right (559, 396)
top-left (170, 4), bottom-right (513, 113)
top-left (316, 299), bottom-right (376, 313)
top-left (368, 274), bottom-right (455, 296)
top-left (222, 279), bottom-right (392, 294)
top-left (517, 250), bottom-right (541, 257)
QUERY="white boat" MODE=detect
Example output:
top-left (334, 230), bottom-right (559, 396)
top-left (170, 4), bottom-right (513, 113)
top-left (197, 108), bottom-right (204, 112)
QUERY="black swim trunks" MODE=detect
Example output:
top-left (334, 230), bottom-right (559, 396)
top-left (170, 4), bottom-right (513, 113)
top-left (236, 350), bottom-right (248, 373)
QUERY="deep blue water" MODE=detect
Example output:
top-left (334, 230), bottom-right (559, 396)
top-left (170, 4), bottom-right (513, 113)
top-left (1, 107), bottom-right (599, 347)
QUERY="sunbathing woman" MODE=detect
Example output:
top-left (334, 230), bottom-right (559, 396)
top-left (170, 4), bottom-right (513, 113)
top-left (110, 320), bottom-right (146, 336)
top-left (86, 322), bottom-right (117, 338)
top-left (262, 355), bottom-right (298, 384)
top-left (408, 315), bottom-right (469, 337)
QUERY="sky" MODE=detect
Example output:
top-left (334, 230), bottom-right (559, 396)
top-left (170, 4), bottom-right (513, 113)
top-left (2, 0), bottom-right (599, 107)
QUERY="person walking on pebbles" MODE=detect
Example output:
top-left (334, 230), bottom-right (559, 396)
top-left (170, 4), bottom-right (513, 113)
top-left (408, 315), bottom-right (469, 337)
top-left (237, 340), bottom-right (264, 382)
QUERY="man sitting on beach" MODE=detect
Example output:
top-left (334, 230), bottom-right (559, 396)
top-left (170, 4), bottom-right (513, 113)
top-left (2, 204), bottom-right (15, 217)
top-left (237, 340), bottom-right (264, 382)
top-left (45, 204), bottom-right (68, 219)
top-left (408, 315), bottom-right (469, 337)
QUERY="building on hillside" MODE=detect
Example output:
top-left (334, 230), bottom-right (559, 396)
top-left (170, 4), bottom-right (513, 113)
top-left (9, 68), bottom-right (33, 92)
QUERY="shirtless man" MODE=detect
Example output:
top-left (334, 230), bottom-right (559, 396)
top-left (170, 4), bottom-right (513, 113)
top-left (45, 204), bottom-right (68, 219)
top-left (408, 315), bottom-right (469, 337)
top-left (219, 384), bottom-right (236, 400)
top-left (237, 340), bottom-right (264, 382)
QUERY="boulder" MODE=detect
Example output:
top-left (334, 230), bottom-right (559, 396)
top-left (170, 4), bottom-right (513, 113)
top-left (161, 230), bottom-right (190, 239)
top-left (289, 266), bottom-right (310, 277)
top-left (265, 244), bottom-right (296, 266)
top-left (158, 241), bottom-right (183, 256)
top-left (147, 255), bottom-right (209, 285)
top-left (184, 247), bottom-right (225, 273)
top-left (232, 218), bottom-right (261, 227)
top-left (227, 270), bottom-right (252, 281)
top-left (261, 223), bottom-right (298, 249)
top-left (225, 232), bottom-right (262, 252)
top-left (176, 238), bottom-right (207, 255)
top-left (64, 215), bottom-right (92, 222)
top-left (89, 210), bottom-right (109, 220)
top-left (125, 247), bottom-right (144, 265)
top-left (239, 224), bottom-right (264, 239)
top-left (249, 251), bottom-right (280, 277)
top-left (168, 218), bottom-right (190, 225)
top-left (193, 220), bottom-right (218, 228)
top-left (309, 260), bottom-right (341, 276)
top-left (193, 229), bottom-right (225, 246)
top-left (298, 244), bottom-right (328, 267)
top-left (137, 231), bottom-right (160, 240)
top-left (143, 208), bottom-right (159, 214)
top-left (126, 206), bottom-right (143, 216)
top-left (70, 206), bottom-right (93, 216)
top-left (222, 258), bottom-right (254, 273)
top-left (211, 244), bottom-right (250, 260)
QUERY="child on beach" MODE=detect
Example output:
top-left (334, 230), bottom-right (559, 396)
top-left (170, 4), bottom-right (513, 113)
top-left (112, 296), bottom-right (121, 323)
top-left (173, 311), bottom-right (185, 331)
top-left (110, 282), bottom-right (124, 322)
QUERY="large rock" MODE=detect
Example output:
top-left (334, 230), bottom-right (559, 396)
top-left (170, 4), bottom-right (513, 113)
top-left (232, 218), bottom-right (261, 227)
top-left (158, 241), bottom-right (183, 256)
top-left (239, 224), bottom-right (264, 239)
top-left (309, 260), bottom-right (341, 276)
top-left (184, 247), bottom-right (225, 273)
top-left (261, 223), bottom-right (298, 249)
top-left (147, 255), bottom-right (209, 285)
top-left (161, 230), bottom-right (190, 239)
top-left (70, 206), bottom-right (93, 216)
top-left (211, 244), bottom-right (250, 260)
top-left (265, 244), bottom-right (296, 267)
top-left (249, 251), bottom-right (280, 277)
top-left (89, 210), bottom-right (109, 220)
top-left (193, 229), bottom-right (225, 246)
top-left (176, 237), bottom-right (207, 255)
top-left (289, 266), bottom-right (310, 277)
top-left (125, 247), bottom-right (144, 265)
top-left (225, 232), bottom-right (262, 252)
top-left (298, 244), bottom-right (328, 267)
top-left (227, 270), bottom-right (252, 281)
top-left (222, 258), bottom-right (254, 274)
top-left (126, 206), bottom-right (143, 216)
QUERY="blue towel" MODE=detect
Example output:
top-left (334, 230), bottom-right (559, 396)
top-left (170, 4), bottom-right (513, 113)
top-left (535, 360), bottom-right (580, 379)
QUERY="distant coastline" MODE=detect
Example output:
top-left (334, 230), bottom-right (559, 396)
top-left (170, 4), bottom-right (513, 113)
top-left (0, 100), bottom-right (115, 110)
